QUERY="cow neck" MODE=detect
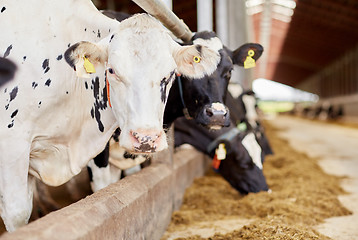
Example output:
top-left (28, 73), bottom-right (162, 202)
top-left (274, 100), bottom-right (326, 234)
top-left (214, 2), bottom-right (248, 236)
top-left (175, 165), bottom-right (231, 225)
top-left (206, 127), bottom-right (241, 153)
top-left (177, 75), bottom-right (192, 120)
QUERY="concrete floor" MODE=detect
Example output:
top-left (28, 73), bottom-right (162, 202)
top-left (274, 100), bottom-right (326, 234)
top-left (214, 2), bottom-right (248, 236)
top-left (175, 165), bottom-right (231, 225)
top-left (269, 115), bottom-right (358, 240)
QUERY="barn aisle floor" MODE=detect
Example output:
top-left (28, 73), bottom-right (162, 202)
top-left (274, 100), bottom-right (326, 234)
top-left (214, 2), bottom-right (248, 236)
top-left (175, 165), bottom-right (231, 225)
top-left (269, 115), bottom-right (358, 240)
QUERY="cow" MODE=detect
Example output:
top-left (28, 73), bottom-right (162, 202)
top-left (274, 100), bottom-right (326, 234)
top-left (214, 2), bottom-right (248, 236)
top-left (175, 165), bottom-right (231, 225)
top-left (174, 116), bottom-right (269, 195)
top-left (173, 90), bottom-right (272, 194)
top-left (0, 57), bottom-right (16, 87)
top-left (226, 89), bottom-right (273, 156)
top-left (87, 30), bottom-right (264, 193)
top-left (0, 0), bottom-right (221, 231)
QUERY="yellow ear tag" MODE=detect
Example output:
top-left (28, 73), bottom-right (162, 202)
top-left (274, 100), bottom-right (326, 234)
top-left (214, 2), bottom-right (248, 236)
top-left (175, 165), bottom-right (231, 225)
top-left (193, 56), bottom-right (201, 63)
top-left (83, 56), bottom-right (96, 73)
top-left (216, 143), bottom-right (227, 160)
top-left (244, 50), bottom-right (256, 69)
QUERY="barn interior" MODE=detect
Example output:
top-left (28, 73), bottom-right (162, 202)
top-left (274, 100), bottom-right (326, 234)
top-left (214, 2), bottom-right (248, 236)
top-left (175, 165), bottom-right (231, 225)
top-left (1, 1), bottom-right (358, 239)
top-left (93, 0), bottom-right (358, 118)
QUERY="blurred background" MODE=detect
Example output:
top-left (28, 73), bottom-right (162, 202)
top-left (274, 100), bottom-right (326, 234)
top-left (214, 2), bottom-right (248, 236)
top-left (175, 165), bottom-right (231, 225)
top-left (92, 0), bottom-right (358, 119)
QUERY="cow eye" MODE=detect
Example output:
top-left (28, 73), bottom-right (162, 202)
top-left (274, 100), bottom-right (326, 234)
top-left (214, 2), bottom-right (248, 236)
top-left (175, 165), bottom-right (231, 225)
top-left (223, 69), bottom-right (232, 79)
top-left (108, 68), bottom-right (115, 74)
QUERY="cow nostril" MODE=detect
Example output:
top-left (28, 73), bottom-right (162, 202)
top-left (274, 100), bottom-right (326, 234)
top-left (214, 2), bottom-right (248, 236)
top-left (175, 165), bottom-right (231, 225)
top-left (206, 108), bottom-right (213, 117)
top-left (130, 131), bottom-right (160, 144)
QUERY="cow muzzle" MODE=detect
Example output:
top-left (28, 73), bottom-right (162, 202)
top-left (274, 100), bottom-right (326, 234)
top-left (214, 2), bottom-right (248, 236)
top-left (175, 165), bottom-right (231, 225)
top-left (198, 102), bottom-right (230, 129)
top-left (129, 129), bottom-right (165, 153)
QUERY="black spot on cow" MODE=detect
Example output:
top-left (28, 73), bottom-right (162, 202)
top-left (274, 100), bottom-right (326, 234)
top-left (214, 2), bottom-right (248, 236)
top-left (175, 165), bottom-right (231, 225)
top-left (195, 45), bottom-right (202, 56)
top-left (123, 152), bottom-right (136, 159)
top-left (56, 55), bottom-right (63, 61)
top-left (64, 43), bottom-right (80, 68)
top-left (11, 109), bottom-right (18, 118)
top-left (97, 29), bottom-right (101, 38)
top-left (1, 7), bottom-right (6, 13)
top-left (109, 34), bottom-right (114, 43)
top-left (93, 142), bottom-right (109, 168)
top-left (94, 107), bottom-right (104, 132)
top-left (85, 81), bottom-right (88, 89)
top-left (45, 79), bottom-right (51, 86)
top-left (90, 107), bottom-right (94, 118)
top-left (91, 76), bottom-right (108, 132)
top-left (7, 120), bottom-right (14, 128)
top-left (3, 45), bottom-right (12, 58)
top-left (42, 59), bottom-right (49, 69)
top-left (32, 82), bottom-right (38, 89)
top-left (66, 91), bottom-right (68, 94)
top-left (9, 86), bottom-right (18, 102)
top-left (160, 71), bottom-right (175, 103)
top-left (42, 59), bottom-right (50, 73)
top-left (84, 28), bottom-right (87, 32)
top-left (160, 78), bottom-right (167, 103)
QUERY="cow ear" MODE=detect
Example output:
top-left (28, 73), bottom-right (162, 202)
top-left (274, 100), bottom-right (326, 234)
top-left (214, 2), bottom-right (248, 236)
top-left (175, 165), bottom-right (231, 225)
top-left (64, 41), bottom-right (108, 78)
top-left (232, 43), bottom-right (263, 66)
top-left (173, 44), bottom-right (220, 79)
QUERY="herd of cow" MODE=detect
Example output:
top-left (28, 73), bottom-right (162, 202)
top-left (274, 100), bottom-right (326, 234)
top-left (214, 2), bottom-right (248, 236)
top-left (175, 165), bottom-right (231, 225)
top-left (290, 101), bottom-right (344, 121)
top-left (0, 0), bottom-right (272, 233)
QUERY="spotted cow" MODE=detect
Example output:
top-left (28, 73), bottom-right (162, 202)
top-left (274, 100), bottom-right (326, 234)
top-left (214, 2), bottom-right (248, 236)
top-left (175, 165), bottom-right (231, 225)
top-left (0, 0), bottom-right (220, 231)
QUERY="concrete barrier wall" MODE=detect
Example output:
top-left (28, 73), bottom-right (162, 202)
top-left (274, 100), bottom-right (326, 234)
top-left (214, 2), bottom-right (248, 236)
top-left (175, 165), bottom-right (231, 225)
top-left (0, 148), bottom-right (210, 240)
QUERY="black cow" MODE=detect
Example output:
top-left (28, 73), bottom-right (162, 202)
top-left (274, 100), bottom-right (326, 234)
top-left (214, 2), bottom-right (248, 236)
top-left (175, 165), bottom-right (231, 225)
top-left (0, 57), bottom-right (16, 87)
top-left (164, 32), bottom-right (263, 130)
top-left (174, 116), bottom-right (269, 195)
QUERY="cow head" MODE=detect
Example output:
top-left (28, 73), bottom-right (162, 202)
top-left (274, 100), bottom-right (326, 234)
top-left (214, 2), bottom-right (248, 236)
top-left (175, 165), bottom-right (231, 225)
top-left (213, 132), bottom-right (269, 194)
top-left (167, 31), bottom-right (263, 130)
top-left (64, 14), bottom-right (220, 153)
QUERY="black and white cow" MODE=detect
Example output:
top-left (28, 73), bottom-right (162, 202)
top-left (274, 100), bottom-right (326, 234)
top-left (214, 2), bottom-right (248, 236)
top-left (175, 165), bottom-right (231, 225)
top-left (0, 57), bottom-right (16, 87)
top-left (174, 116), bottom-right (269, 194)
top-left (0, 0), bottom-right (220, 231)
top-left (164, 31), bottom-right (263, 130)
top-left (173, 90), bottom-right (272, 194)
top-left (87, 30), bottom-right (264, 192)
top-left (226, 89), bottom-right (273, 156)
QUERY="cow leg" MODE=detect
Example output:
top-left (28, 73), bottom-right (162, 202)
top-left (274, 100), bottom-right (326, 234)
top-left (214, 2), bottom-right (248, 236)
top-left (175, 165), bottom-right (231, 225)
top-left (0, 174), bottom-right (35, 232)
top-left (87, 159), bottom-right (112, 192)
top-left (0, 142), bottom-right (34, 232)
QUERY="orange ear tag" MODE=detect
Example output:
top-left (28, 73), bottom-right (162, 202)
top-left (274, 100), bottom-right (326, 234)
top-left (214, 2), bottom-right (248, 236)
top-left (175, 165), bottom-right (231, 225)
top-left (244, 50), bottom-right (256, 69)
top-left (106, 73), bottom-right (112, 108)
top-left (193, 56), bottom-right (201, 63)
top-left (212, 154), bottom-right (221, 170)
